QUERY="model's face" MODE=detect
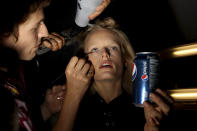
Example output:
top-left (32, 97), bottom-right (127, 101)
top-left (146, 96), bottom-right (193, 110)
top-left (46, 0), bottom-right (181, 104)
top-left (84, 29), bottom-right (124, 81)
top-left (4, 9), bottom-right (48, 60)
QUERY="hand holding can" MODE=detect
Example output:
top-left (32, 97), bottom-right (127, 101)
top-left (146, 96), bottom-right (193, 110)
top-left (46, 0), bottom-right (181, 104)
top-left (132, 52), bottom-right (160, 107)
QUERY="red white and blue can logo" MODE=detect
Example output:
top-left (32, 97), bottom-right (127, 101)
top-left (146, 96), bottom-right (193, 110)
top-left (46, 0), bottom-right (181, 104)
top-left (132, 63), bottom-right (137, 81)
top-left (132, 52), bottom-right (160, 107)
top-left (141, 74), bottom-right (148, 81)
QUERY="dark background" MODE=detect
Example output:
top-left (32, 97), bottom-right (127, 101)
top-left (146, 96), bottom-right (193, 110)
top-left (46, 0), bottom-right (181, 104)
top-left (43, 0), bottom-right (197, 89)
top-left (42, 0), bottom-right (197, 130)
top-left (44, 0), bottom-right (185, 52)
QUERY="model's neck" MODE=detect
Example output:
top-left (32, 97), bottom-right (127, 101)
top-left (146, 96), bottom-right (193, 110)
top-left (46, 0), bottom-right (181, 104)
top-left (93, 79), bottom-right (123, 103)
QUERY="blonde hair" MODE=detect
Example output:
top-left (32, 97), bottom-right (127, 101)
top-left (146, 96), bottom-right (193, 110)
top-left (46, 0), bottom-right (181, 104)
top-left (78, 17), bottom-right (135, 95)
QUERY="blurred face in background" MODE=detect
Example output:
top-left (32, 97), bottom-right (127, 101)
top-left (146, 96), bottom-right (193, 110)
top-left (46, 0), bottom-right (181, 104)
top-left (2, 9), bottom-right (48, 60)
top-left (84, 29), bottom-right (124, 82)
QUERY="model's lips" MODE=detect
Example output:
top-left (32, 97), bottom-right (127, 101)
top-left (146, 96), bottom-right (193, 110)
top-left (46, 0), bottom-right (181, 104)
top-left (99, 61), bottom-right (113, 69)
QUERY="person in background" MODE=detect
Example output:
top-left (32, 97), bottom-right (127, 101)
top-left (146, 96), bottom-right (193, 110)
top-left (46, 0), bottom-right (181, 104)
top-left (53, 17), bottom-right (174, 131)
top-left (0, 0), bottom-right (110, 130)
top-left (0, 81), bottom-right (18, 131)
top-left (0, 0), bottom-right (66, 130)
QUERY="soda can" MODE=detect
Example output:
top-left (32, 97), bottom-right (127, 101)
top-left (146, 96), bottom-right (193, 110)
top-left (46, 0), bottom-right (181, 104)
top-left (132, 52), bottom-right (160, 107)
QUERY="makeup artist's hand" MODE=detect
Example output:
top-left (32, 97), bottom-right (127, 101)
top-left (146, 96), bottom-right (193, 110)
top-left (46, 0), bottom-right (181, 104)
top-left (52, 57), bottom-right (94, 131)
top-left (41, 32), bottom-right (65, 51)
top-left (143, 88), bottom-right (174, 131)
top-left (65, 56), bottom-right (94, 99)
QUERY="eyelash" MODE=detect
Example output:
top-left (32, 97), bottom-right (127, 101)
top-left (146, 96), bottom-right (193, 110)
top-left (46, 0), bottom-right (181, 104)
top-left (90, 46), bottom-right (119, 52)
top-left (111, 46), bottom-right (118, 50)
top-left (91, 48), bottom-right (98, 52)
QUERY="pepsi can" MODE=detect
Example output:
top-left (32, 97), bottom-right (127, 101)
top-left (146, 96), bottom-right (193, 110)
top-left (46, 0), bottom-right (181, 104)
top-left (132, 52), bottom-right (160, 107)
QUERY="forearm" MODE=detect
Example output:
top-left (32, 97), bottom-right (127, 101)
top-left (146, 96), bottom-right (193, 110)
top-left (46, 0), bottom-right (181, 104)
top-left (52, 91), bottom-right (82, 131)
top-left (52, 55), bottom-right (93, 131)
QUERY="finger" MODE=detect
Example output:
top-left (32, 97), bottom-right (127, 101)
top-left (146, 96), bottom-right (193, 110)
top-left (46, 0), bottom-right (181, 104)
top-left (96, 5), bottom-right (104, 12)
top-left (74, 58), bottom-right (86, 72)
top-left (66, 56), bottom-right (79, 73)
top-left (55, 85), bottom-right (66, 100)
top-left (52, 85), bottom-right (65, 94)
top-left (57, 91), bottom-right (65, 99)
top-left (56, 95), bottom-right (64, 106)
top-left (143, 101), bottom-right (163, 124)
top-left (143, 101), bottom-right (163, 120)
top-left (155, 88), bottom-right (174, 104)
top-left (52, 85), bottom-right (58, 93)
top-left (88, 7), bottom-right (104, 20)
top-left (45, 38), bottom-right (59, 51)
top-left (99, 0), bottom-right (111, 9)
top-left (148, 117), bottom-right (160, 127)
top-left (48, 35), bottom-right (63, 50)
top-left (87, 64), bottom-right (94, 78)
top-left (90, 10), bottom-right (102, 20)
top-left (150, 93), bottom-right (171, 115)
top-left (51, 32), bottom-right (65, 47)
top-left (51, 32), bottom-right (65, 42)
top-left (81, 63), bottom-right (90, 75)
top-left (152, 117), bottom-right (160, 126)
top-left (148, 118), bottom-right (156, 127)
top-left (88, 0), bottom-right (111, 20)
top-left (41, 38), bottom-right (53, 48)
top-left (62, 84), bottom-right (67, 90)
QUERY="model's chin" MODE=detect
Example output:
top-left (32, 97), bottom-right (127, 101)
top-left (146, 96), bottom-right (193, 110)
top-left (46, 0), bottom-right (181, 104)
top-left (94, 72), bottom-right (116, 80)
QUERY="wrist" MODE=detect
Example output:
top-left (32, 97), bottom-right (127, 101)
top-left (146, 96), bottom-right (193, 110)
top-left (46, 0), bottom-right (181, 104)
top-left (144, 122), bottom-right (159, 131)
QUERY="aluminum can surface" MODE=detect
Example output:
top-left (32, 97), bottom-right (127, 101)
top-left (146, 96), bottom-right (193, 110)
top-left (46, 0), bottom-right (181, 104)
top-left (132, 52), bottom-right (160, 107)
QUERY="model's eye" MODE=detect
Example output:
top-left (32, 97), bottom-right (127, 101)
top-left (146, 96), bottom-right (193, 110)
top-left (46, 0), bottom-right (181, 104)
top-left (91, 48), bottom-right (98, 53)
top-left (109, 46), bottom-right (119, 52)
top-left (111, 46), bottom-right (118, 50)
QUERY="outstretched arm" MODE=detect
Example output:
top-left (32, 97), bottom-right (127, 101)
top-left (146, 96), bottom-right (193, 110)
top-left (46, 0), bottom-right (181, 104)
top-left (52, 56), bottom-right (94, 131)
